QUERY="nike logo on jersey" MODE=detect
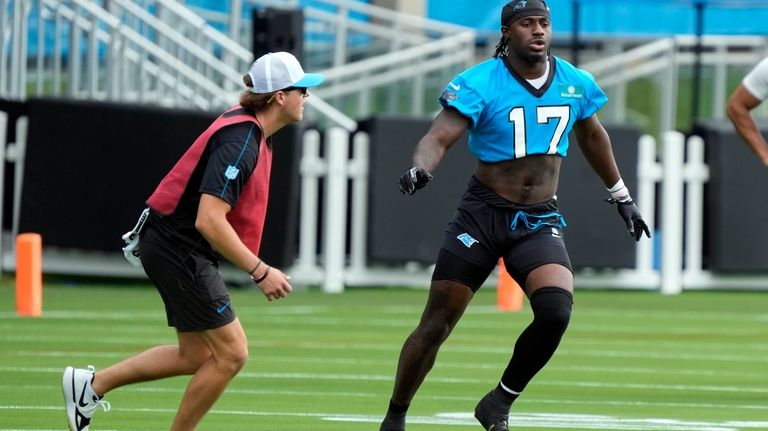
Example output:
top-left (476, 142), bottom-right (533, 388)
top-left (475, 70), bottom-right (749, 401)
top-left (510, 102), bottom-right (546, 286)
top-left (216, 302), bottom-right (231, 314)
top-left (448, 82), bottom-right (461, 91)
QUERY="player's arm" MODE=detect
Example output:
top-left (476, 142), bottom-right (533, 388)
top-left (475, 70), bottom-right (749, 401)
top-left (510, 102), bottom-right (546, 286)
top-left (572, 114), bottom-right (620, 186)
top-left (398, 108), bottom-right (470, 194)
top-left (196, 194), bottom-right (258, 273)
top-left (196, 194), bottom-right (292, 301)
top-left (726, 84), bottom-right (768, 166)
top-left (573, 114), bottom-right (650, 241)
top-left (413, 107), bottom-right (470, 171)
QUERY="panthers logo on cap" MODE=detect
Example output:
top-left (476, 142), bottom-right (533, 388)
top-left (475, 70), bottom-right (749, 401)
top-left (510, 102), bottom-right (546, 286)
top-left (512, 0), bottom-right (528, 11)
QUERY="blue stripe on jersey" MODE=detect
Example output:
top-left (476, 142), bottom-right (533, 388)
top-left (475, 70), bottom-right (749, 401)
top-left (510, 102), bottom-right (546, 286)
top-left (439, 56), bottom-right (607, 163)
top-left (220, 124), bottom-right (256, 198)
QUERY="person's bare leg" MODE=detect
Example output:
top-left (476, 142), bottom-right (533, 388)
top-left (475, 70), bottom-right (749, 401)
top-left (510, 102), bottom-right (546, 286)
top-left (171, 318), bottom-right (249, 431)
top-left (380, 280), bottom-right (474, 430)
top-left (91, 332), bottom-right (212, 396)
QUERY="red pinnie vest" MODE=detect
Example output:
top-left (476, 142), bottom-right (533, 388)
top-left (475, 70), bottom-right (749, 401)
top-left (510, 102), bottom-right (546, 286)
top-left (146, 106), bottom-right (272, 255)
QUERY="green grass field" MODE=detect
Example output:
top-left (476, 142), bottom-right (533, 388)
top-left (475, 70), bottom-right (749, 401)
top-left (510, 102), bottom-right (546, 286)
top-left (1, 277), bottom-right (767, 430)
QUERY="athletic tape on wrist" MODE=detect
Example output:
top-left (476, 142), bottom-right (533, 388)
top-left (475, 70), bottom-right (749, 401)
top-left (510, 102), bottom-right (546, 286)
top-left (607, 178), bottom-right (631, 201)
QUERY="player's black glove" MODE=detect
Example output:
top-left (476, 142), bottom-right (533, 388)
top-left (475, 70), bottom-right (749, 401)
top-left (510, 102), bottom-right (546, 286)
top-left (605, 198), bottom-right (651, 241)
top-left (397, 167), bottom-right (433, 195)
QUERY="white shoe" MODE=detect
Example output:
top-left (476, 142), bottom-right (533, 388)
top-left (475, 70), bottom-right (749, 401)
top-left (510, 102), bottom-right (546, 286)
top-left (62, 366), bottom-right (111, 431)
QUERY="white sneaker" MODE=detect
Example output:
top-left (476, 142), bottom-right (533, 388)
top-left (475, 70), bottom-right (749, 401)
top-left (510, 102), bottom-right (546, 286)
top-left (62, 366), bottom-right (111, 431)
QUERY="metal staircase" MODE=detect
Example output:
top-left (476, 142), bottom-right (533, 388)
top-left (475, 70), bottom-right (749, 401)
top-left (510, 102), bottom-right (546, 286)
top-left (1, 0), bottom-right (476, 128)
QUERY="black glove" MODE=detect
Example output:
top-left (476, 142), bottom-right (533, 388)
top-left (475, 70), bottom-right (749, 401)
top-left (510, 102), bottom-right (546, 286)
top-left (606, 198), bottom-right (651, 241)
top-left (397, 167), bottom-right (433, 195)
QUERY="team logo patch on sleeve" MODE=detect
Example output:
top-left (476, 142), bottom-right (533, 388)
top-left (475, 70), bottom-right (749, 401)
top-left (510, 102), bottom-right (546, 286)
top-left (559, 85), bottom-right (584, 98)
top-left (440, 90), bottom-right (458, 102)
top-left (224, 165), bottom-right (240, 180)
top-left (456, 233), bottom-right (479, 248)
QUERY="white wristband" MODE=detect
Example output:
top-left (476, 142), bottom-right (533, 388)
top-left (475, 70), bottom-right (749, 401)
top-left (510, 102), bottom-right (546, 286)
top-left (607, 179), bottom-right (631, 202)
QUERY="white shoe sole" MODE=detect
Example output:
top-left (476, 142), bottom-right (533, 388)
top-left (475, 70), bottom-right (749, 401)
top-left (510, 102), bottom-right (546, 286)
top-left (62, 366), bottom-right (78, 431)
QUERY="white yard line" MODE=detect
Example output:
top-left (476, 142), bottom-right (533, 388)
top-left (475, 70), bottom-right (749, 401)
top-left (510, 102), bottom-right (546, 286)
top-left (2, 405), bottom-right (767, 431)
top-left (7, 350), bottom-right (768, 380)
top-left (3, 333), bottom-right (767, 364)
top-left (3, 366), bottom-right (768, 395)
top-left (6, 383), bottom-right (768, 411)
top-left (324, 412), bottom-right (768, 431)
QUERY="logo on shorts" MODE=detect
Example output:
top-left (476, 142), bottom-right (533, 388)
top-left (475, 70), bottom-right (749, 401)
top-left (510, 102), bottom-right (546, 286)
top-left (456, 233), bottom-right (479, 248)
top-left (216, 302), bottom-right (231, 314)
top-left (551, 227), bottom-right (562, 238)
top-left (224, 165), bottom-right (240, 180)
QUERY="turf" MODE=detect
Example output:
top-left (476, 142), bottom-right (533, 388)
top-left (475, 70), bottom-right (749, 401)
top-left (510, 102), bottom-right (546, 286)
top-left (1, 277), bottom-right (767, 430)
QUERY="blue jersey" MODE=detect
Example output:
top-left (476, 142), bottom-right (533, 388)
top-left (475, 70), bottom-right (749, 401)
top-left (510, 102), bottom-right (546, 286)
top-left (439, 55), bottom-right (607, 162)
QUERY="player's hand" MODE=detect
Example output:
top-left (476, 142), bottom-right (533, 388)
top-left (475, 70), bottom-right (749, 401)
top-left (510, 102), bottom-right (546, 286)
top-left (253, 266), bottom-right (293, 301)
top-left (606, 198), bottom-right (651, 241)
top-left (397, 167), bottom-right (433, 195)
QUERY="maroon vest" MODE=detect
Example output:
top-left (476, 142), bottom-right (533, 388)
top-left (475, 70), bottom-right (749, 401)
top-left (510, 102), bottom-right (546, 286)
top-left (146, 106), bottom-right (272, 255)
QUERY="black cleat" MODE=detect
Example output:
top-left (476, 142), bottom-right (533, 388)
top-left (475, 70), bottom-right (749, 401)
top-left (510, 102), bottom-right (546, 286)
top-left (474, 391), bottom-right (510, 431)
top-left (379, 413), bottom-right (406, 431)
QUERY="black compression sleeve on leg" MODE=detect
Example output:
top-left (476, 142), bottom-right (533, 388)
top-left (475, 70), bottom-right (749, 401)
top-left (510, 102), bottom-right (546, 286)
top-left (387, 400), bottom-right (409, 415)
top-left (499, 287), bottom-right (573, 395)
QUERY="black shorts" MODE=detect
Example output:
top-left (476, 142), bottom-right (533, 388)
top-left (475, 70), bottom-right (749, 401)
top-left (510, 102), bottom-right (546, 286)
top-left (139, 220), bottom-right (236, 332)
top-left (433, 176), bottom-right (573, 291)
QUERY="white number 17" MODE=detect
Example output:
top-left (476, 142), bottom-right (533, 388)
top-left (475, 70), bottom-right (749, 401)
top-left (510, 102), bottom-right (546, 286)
top-left (509, 105), bottom-right (570, 158)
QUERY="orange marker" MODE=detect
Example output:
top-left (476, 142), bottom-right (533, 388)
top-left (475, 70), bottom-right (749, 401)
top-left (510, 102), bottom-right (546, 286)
top-left (16, 233), bottom-right (42, 317)
top-left (497, 258), bottom-right (523, 312)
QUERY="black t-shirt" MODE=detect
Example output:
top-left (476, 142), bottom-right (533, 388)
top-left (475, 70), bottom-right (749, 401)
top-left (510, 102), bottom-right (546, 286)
top-left (150, 121), bottom-right (263, 256)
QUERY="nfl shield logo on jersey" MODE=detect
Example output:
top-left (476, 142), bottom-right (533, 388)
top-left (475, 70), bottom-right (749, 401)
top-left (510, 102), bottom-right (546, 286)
top-left (224, 165), bottom-right (240, 180)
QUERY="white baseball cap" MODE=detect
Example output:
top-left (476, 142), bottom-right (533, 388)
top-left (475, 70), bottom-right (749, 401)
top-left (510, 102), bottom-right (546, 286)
top-left (246, 51), bottom-right (324, 94)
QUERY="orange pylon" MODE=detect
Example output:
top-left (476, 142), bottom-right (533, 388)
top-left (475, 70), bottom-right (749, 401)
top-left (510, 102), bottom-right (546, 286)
top-left (497, 258), bottom-right (523, 312)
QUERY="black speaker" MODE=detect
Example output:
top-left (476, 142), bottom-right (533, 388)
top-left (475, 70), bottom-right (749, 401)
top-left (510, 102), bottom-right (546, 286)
top-left (252, 8), bottom-right (304, 63)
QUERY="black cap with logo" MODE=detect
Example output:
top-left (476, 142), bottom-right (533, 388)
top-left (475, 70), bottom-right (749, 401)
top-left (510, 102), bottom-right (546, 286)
top-left (501, 0), bottom-right (551, 26)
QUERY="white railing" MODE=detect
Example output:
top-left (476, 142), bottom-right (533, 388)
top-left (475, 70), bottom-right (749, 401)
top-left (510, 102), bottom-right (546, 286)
top-left (184, 0), bottom-right (477, 117)
top-left (2, 0), bottom-right (478, 127)
top-left (189, 0), bottom-right (471, 68)
top-left (2, 0), bottom-right (356, 129)
top-left (313, 31), bottom-right (475, 117)
top-left (582, 35), bottom-right (768, 136)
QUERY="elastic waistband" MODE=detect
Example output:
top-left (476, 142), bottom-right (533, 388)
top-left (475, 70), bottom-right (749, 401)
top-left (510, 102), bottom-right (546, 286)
top-left (467, 176), bottom-right (558, 212)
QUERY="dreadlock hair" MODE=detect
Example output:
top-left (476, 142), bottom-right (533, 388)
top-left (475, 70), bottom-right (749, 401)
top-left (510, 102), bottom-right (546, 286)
top-left (239, 74), bottom-right (278, 116)
top-left (493, 35), bottom-right (509, 59)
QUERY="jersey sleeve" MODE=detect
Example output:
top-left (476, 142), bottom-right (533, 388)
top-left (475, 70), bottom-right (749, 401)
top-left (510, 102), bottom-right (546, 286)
top-left (743, 57), bottom-right (768, 101)
top-left (438, 74), bottom-right (485, 126)
top-left (199, 124), bottom-right (260, 208)
top-left (580, 71), bottom-right (608, 120)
